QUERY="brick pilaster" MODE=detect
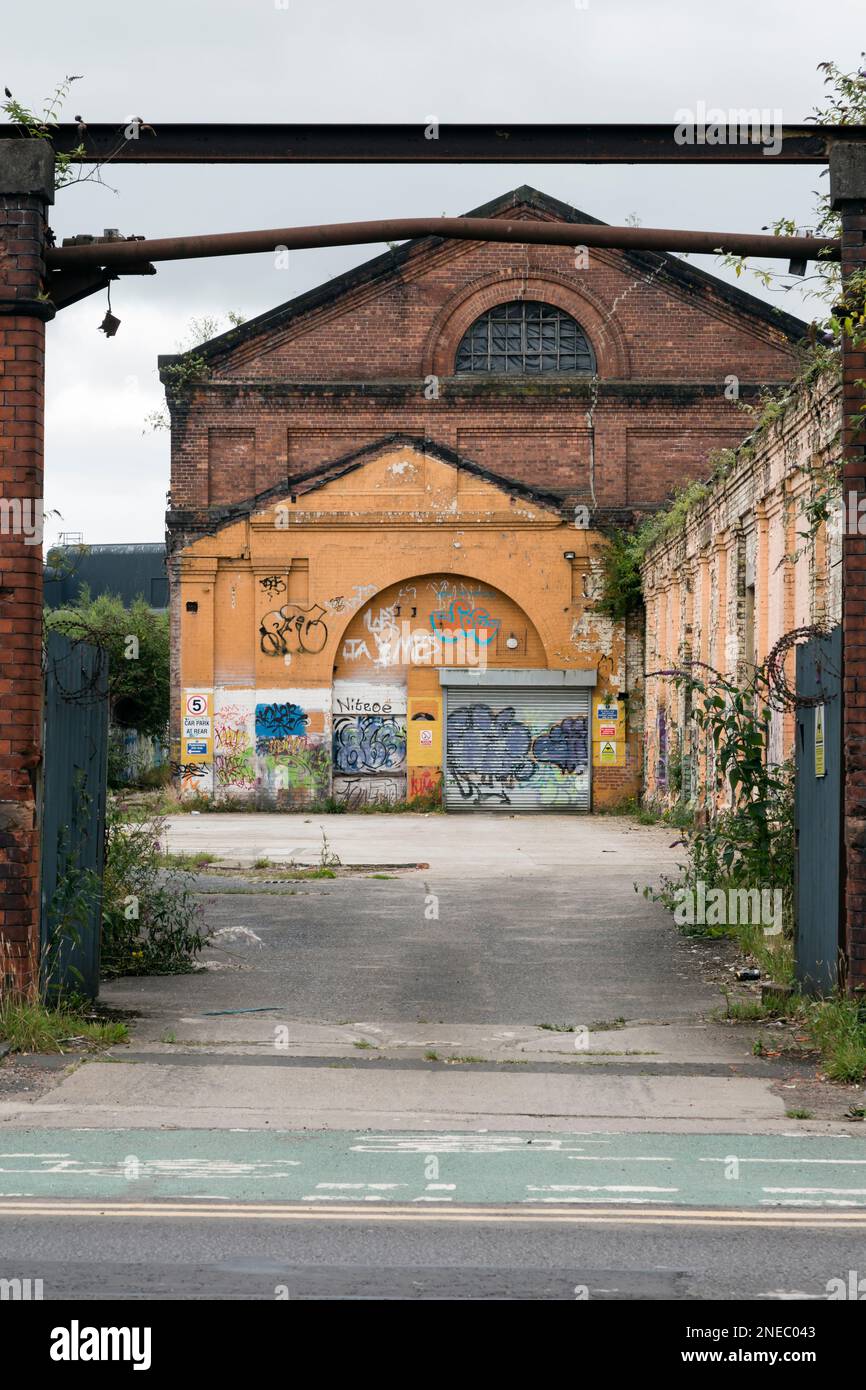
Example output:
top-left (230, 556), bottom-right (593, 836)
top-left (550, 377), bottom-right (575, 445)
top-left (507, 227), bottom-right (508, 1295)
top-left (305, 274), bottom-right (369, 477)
top-left (831, 144), bottom-right (866, 991)
top-left (0, 140), bottom-right (54, 993)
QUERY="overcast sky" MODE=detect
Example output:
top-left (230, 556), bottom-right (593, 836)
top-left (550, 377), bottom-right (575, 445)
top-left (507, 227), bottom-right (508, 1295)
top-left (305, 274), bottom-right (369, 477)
top-left (4, 0), bottom-right (861, 545)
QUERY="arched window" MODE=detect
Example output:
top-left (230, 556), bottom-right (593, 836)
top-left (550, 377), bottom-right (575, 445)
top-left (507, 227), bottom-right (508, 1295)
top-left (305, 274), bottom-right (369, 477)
top-left (455, 300), bottom-right (595, 375)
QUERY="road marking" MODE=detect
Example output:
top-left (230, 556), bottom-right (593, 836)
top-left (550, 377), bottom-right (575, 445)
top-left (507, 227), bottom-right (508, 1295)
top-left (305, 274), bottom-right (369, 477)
top-left (763, 1187), bottom-right (866, 1196)
top-left (1, 1200), bottom-right (866, 1228)
top-left (526, 1184), bottom-right (678, 1194)
top-left (701, 1157), bottom-right (866, 1165)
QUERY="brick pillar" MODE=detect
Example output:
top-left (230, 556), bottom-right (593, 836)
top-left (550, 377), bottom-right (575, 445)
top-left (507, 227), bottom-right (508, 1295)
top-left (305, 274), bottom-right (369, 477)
top-left (831, 144), bottom-right (866, 992)
top-left (0, 140), bottom-right (54, 993)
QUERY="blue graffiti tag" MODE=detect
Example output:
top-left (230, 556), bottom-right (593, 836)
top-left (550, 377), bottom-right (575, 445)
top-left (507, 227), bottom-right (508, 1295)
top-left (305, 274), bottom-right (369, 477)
top-left (430, 599), bottom-right (500, 645)
top-left (255, 702), bottom-right (308, 740)
top-left (333, 715), bottom-right (407, 774)
top-left (533, 717), bottom-right (589, 775)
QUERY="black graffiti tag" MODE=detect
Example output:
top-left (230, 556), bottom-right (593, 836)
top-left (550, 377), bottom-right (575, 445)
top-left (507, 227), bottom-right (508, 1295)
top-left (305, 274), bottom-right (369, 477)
top-left (259, 575), bottom-right (287, 595)
top-left (259, 603), bottom-right (329, 657)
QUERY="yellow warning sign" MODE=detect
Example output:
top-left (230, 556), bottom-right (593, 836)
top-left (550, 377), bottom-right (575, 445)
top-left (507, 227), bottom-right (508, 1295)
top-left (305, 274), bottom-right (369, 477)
top-left (600, 740), bottom-right (617, 766)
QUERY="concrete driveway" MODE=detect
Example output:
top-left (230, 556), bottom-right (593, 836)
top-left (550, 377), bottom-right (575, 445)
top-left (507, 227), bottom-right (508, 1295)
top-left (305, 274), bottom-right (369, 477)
top-left (8, 813), bottom-right (825, 1134)
top-left (161, 809), bottom-right (682, 875)
top-left (131, 812), bottom-right (717, 1027)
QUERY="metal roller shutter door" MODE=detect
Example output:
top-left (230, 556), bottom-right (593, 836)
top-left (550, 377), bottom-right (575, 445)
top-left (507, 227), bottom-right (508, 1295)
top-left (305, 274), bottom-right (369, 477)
top-left (443, 686), bottom-right (591, 812)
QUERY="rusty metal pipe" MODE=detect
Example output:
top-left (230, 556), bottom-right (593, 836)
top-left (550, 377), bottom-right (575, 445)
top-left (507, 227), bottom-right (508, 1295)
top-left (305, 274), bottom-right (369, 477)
top-left (46, 217), bottom-right (838, 270)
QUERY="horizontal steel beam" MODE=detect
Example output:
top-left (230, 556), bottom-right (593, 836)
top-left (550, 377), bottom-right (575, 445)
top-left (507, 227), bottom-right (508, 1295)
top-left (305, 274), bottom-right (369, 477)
top-left (47, 217), bottom-right (837, 270)
top-left (6, 122), bottom-right (866, 164)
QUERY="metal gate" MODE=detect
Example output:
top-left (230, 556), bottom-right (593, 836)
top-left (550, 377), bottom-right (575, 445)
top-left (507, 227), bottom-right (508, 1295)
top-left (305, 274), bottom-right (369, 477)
top-left (794, 626), bottom-right (842, 995)
top-left (443, 678), bottom-right (592, 811)
top-left (40, 632), bottom-right (109, 999)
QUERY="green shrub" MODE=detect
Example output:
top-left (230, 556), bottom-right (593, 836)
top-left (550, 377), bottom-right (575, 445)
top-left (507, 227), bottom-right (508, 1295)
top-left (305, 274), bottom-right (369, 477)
top-left (101, 806), bottom-right (210, 976)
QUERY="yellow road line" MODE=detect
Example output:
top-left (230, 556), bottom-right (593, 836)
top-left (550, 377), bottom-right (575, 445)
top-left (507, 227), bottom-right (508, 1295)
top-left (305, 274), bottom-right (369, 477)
top-left (0, 1200), bottom-right (866, 1228)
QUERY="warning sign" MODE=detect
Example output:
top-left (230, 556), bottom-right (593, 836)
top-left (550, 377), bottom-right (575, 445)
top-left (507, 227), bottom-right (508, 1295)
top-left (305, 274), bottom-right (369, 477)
top-left (597, 705), bottom-right (619, 722)
top-left (814, 704), bottom-right (826, 778)
top-left (599, 724), bottom-right (617, 738)
top-left (600, 740), bottom-right (617, 766)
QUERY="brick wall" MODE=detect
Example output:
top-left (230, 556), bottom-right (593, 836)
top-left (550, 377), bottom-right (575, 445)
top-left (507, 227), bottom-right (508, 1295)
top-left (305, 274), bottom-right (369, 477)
top-left (165, 195), bottom-right (803, 535)
top-left (641, 375), bottom-right (842, 810)
top-left (831, 147), bottom-right (866, 991)
top-left (0, 141), bottom-right (54, 992)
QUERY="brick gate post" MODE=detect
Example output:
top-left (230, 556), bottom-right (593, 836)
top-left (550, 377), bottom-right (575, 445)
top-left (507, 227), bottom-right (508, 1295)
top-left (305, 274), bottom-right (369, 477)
top-left (0, 139), bottom-right (54, 993)
top-left (831, 143), bottom-right (866, 992)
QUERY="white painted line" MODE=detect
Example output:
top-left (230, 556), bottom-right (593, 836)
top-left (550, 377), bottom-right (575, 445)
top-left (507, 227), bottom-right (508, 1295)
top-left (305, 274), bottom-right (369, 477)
top-left (523, 1196), bottom-right (673, 1205)
top-left (313, 1183), bottom-right (404, 1190)
top-left (761, 1199), bottom-right (864, 1208)
top-left (527, 1184), bottom-right (678, 1193)
top-left (763, 1187), bottom-right (866, 1196)
top-left (701, 1156), bottom-right (866, 1165)
top-left (569, 1155), bottom-right (673, 1162)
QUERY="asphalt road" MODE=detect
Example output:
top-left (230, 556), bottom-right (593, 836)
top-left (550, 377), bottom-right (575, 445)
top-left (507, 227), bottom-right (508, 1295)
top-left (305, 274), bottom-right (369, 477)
top-left (105, 870), bottom-right (725, 1026)
top-left (0, 1207), bottom-right (862, 1299)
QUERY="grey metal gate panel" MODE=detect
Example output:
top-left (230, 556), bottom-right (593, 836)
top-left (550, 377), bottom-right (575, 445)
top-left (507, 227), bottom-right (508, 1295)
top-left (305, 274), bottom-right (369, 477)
top-left (794, 626), bottom-right (842, 995)
top-left (40, 632), bottom-right (109, 999)
top-left (443, 687), bottom-right (591, 811)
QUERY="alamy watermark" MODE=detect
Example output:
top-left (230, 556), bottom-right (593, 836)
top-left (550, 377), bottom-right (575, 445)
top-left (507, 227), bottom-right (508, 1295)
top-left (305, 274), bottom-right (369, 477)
top-left (673, 881), bottom-right (782, 935)
top-left (0, 497), bottom-right (43, 544)
top-left (674, 104), bottom-right (783, 157)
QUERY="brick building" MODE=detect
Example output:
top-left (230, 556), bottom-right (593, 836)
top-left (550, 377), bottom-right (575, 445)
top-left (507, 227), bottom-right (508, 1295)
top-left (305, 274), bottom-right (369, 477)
top-left (641, 374), bottom-right (841, 809)
top-left (164, 185), bottom-right (806, 811)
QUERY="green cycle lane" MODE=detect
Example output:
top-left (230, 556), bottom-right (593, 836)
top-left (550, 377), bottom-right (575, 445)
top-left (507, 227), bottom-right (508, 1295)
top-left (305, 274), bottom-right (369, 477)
top-left (1, 1129), bottom-right (866, 1207)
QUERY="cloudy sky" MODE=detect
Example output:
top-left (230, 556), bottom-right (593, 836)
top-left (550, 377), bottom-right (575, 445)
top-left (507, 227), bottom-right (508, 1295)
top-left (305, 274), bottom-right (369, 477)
top-left (4, 0), bottom-right (861, 544)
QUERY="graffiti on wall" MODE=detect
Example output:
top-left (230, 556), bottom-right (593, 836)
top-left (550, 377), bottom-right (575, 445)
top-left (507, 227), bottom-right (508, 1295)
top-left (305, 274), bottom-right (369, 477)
top-left (259, 575), bottom-right (287, 595)
top-left (262, 742), bottom-right (331, 799)
top-left (430, 599), bottom-right (501, 646)
top-left (333, 775), bottom-right (403, 809)
top-left (446, 703), bottom-right (590, 805)
top-left (214, 703), bottom-right (256, 790)
top-left (171, 760), bottom-right (210, 792)
top-left (533, 718), bottom-right (589, 775)
top-left (255, 701), bottom-right (308, 742)
top-left (335, 579), bottom-right (502, 671)
top-left (446, 704), bottom-right (534, 804)
top-left (211, 692), bottom-right (331, 804)
top-left (409, 767), bottom-right (441, 800)
top-left (260, 603), bottom-right (329, 657)
top-left (333, 714), bottom-right (407, 775)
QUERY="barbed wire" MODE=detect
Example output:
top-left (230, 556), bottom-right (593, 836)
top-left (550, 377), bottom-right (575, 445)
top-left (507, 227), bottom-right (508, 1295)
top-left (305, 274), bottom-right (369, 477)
top-left (765, 624), bottom-right (840, 709)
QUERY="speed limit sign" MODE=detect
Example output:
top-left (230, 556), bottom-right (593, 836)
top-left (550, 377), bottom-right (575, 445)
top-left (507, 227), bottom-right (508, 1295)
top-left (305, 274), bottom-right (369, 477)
top-left (186, 694), bottom-right (209, 716)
